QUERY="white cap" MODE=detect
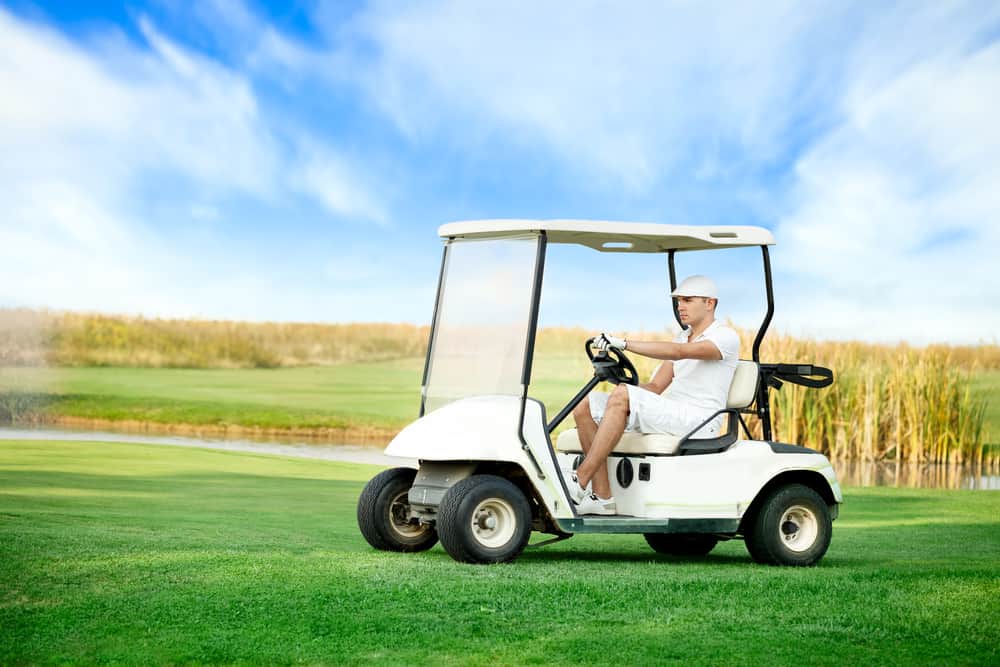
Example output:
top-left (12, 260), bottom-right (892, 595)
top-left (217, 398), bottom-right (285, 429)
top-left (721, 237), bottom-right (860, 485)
top-left (671, 274), bottom-right (718, 298)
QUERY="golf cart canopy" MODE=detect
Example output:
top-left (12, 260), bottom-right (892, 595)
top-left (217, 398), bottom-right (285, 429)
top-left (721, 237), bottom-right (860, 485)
top-left (438, 220), bottom-right (775, 253)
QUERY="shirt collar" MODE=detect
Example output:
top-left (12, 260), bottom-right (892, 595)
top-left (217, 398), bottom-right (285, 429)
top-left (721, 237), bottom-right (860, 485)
top-left (685, 319), bottom-right (719, 341)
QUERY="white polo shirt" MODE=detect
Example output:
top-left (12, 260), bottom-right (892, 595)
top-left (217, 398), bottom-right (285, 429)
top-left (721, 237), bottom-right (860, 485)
top-left (661, 320), bottom-right (740, 430)
top-left (588, 320), bottom-right (741, 437)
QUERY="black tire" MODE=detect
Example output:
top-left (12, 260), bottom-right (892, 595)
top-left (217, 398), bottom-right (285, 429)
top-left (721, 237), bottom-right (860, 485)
top-left (436, 475), bottom-right (532, 564)
top-left (644, 533), bottom-right (719, 557)
top-left (357, 467), bottom-right (438, 552)
top-left (744, 483), bottom-right (832, 566)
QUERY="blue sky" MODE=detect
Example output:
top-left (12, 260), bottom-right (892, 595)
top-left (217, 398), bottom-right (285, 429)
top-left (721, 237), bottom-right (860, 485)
top-left (1, 1), bottom-right (998, 344)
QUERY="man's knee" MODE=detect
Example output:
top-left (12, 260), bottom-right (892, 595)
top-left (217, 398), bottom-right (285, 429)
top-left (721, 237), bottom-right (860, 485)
top-left (573, 398), bottom-right (592, 422)
top-left (607, 385), bottom-right (630, 412)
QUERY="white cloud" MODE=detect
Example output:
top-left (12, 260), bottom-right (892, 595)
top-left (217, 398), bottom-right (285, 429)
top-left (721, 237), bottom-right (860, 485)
top-left (345, 1), bottom-right (844, 191)
top-left (0, 8), bottom-right (389, 320)
top-left (293, 145), bottom-right (389, 225)
top-left (3, 2), bottom-right (998, 346)
top-left (774, 43), bottom-right (1000, 344)
top-left (340, 1), bottom-right (1000, 343)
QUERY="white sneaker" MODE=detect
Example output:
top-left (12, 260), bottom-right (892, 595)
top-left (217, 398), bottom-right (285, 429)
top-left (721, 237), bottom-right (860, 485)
top-left (568, 474), bottom-right (592, 504)
top-left (575, 493), bottom-right (616, 516)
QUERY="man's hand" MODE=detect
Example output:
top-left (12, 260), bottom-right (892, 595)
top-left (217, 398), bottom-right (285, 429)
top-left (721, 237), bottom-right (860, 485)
top-left (595, 332), bottom-right (627, 352)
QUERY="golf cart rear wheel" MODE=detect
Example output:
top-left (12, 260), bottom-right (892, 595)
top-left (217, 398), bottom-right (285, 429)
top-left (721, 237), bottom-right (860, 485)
top-left (744, 483), bottom-right (831, 566)
top-left (644, 533), bottom-right (719, 557)
top-left (437, 475), bottom-right (532, 564)
top-left (357, 467), bottom-right (438, 552)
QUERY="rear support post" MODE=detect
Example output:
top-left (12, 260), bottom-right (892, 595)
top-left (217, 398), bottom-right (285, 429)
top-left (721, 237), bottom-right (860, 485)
top-left (752, 245), bottom-right (775, 440)
top-left (667, 250), bottom-right (682, 329)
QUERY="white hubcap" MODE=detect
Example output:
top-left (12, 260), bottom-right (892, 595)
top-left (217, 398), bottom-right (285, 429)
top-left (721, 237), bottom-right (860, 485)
top-left (471, 498), bottom-right (516, 548)
top-left (389, 490), bottom-right (426, 538)
top-left (779, 504), bottom-right (818, 552)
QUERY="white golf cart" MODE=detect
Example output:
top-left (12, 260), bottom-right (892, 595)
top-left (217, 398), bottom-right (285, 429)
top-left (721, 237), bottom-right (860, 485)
top-left (357, 220), bottom-right (841, 566)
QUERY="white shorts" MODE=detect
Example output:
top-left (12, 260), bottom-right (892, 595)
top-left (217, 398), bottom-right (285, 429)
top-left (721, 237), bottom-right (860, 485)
top-left (588, 385), bottom-right (717, 437)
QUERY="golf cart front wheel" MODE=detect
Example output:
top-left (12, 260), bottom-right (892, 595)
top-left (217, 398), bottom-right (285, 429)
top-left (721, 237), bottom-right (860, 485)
top-left (357, 467), bottom-right (438, 552)
top-left (744, 483), bottom-right (832, 566)
top-left (437, 475), bottom-right (532, 564)
top-left (644, 533), bottom-right (719, 557)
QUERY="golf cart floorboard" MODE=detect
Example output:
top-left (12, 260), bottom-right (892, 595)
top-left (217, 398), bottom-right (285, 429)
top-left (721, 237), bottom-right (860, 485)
top-left (557, 517), bottom-right (740, 534)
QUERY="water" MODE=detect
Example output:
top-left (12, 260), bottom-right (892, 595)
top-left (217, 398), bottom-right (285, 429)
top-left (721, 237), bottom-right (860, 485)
top-left (1, 426), bottom-right (996, 490)
top-left (834, 460), bottom-right (1000, 490)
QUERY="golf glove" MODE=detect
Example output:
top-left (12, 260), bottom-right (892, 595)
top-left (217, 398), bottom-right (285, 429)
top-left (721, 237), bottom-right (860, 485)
top-left (596, 333), bottom-right (627, 351)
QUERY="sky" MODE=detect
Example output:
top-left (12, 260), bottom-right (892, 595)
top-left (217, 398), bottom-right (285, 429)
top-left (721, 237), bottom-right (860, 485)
top-left (1, 1), bottom-right (998, 345)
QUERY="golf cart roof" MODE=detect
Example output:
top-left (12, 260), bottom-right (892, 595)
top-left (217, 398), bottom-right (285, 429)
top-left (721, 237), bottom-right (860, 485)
top-left (439, 219), bottom-right (774, 252)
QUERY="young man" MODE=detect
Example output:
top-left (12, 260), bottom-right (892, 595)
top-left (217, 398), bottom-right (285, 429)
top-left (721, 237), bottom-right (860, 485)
top-left (569, 274), bottom-right (740, 515)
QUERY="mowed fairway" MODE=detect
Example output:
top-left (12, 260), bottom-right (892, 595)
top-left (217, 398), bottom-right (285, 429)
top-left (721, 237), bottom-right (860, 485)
top-left (0, 359), bottom-right (589, 436)
top-left (2, 362), bottom-right (431, 434)
top-left (2, 441), bottom-right (999, 665)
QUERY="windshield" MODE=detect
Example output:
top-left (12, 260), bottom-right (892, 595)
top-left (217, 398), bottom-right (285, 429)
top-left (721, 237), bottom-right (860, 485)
top-left (422, 235), bottom-right (541, 414)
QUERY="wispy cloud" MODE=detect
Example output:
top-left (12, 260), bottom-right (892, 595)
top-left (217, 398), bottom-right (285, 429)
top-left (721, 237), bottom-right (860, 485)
top-left (340, 1), bottom-right (1000, 342)
top-left (344, 1), bottom-right (850, 192)
top-left (0, 7), bottom-right (391, 318)
top-left (775, 40), bottom-right (1000, 343)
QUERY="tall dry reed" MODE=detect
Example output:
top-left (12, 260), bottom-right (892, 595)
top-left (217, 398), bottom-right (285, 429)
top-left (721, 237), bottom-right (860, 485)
top-left (740, 329), bottom-right (990, 465)
top-left (1, 309), bottom-right (428, 368)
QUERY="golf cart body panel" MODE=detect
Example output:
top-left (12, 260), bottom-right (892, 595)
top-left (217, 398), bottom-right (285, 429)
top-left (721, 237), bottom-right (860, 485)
top-left (553, 440), bottom-right (841, 522)
top-left (386, 394), bottom-right (842, 527)
top-left (386, 396), bottom-right (577, 519)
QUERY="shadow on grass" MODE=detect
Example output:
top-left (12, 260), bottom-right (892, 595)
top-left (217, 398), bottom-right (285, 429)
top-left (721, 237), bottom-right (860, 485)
top-left (517, 547), bottom-right (753, 566)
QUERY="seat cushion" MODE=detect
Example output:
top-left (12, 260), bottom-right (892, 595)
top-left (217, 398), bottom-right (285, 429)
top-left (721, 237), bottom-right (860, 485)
top-left (555, 428), bottom-right (682, 456)
top-left (727, 360), bottom-right (759, 409)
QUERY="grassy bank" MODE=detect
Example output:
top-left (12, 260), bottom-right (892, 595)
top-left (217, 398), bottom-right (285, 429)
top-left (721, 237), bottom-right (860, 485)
top-left (0, 362), bottom-right (426, 440)
top-left (2, 440), bottom-right (998, 665)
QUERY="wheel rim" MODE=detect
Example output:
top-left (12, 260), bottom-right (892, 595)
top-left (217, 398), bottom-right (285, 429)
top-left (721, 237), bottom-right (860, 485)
top-left (779, 504), bottom-right (819, 552)
top-left (470, 497), bottom-right (517, 548)
top-left (388, 490), bottom-right (427, 538)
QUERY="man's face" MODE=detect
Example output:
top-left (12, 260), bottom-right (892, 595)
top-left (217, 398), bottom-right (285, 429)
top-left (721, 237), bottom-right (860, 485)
top-left (675, 296), bottom-right (713, 326)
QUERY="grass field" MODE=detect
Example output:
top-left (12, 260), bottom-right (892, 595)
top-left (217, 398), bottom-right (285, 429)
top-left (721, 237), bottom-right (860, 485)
top-left (0, 359), bottom-right (590, 440)
top-left (2, 440), bottom-right (999, 665)
top-left (2, 362), bottom-right (996, 453)
top-left (0, 362), bottom-right (430, 438)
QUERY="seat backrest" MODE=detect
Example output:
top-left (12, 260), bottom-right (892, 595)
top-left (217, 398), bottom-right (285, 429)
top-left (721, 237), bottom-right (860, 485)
top-left (726, 360), bottom-right (759, 409)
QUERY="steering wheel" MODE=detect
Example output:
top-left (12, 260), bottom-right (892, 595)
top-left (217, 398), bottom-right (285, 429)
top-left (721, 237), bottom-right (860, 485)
top-left (585, 337), bottom-right (639, 386)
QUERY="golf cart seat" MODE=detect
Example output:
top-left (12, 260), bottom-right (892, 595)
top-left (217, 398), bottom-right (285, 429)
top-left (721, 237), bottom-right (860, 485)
top-left (555, 360), bottom-right (759, 456)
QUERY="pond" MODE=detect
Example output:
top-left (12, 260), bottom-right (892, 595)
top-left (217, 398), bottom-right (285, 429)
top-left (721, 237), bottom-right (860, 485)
top-left (1, 426), bottom-right (996, 490)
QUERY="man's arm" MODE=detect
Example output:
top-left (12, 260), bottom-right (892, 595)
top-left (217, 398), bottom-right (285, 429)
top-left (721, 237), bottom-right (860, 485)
top-left (640, 361), bottom-right (674, 394)
top-left (626, 339), bottom-right (722, 361)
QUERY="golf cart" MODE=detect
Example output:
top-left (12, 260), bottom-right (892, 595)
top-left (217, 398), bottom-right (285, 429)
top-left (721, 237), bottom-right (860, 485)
top-left (357, 220), bottom-right (841, 566)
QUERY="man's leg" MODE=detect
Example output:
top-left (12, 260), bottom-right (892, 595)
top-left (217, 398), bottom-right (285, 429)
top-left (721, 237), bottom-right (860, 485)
top-left (572, 397), bottom-right (607, 491)
top-left (575, 384), bottom-right (630, 499)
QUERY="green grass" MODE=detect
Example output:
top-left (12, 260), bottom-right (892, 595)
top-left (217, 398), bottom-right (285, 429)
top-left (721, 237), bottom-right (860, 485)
top-left (2, 440), bottom-right (999, 665)
top-left (0, 362), bottom-right (432, 434)
top-left (0, 359), bottom-right (588, 436)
